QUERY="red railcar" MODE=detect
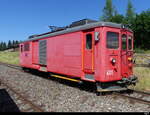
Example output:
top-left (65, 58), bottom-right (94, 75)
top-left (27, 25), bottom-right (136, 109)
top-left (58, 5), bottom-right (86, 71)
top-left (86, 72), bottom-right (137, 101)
top-left (20, 19), bottom-right (137, 93)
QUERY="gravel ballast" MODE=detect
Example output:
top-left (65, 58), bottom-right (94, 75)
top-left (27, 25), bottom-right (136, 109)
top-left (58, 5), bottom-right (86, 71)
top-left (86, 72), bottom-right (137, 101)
top-left (0, 65), bottom-right (149, 112)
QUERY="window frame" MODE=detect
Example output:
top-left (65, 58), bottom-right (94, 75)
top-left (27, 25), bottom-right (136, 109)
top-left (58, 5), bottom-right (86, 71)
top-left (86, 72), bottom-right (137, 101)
top-left (122, 34), bottom-right (127, 50)
top-left (106, 31), bottom-right (119, 50)
top-left (128, 36), bottom-right (133, 50)
top-left (86, 33), bottom-right (92, 50)
top-left (24, 43), bottom-right (30, 51)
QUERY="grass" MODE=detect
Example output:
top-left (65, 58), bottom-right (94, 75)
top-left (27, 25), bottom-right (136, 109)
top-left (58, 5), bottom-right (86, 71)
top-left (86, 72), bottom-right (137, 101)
top-left (135, 48), bottom-right (150, 54)
top-left (0, 51), bottom-right (19, 65)
top-left (134, 49), bottom-right (150, 65)
top-left (133, 67), bottom-right (150, 91)
top-left (135, 55), bottom-right (150, 65)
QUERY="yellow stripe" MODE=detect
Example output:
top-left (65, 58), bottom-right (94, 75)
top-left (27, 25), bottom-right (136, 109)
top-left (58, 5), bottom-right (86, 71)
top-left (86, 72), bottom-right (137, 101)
top-left (51, 74), bottom-right (81, 83)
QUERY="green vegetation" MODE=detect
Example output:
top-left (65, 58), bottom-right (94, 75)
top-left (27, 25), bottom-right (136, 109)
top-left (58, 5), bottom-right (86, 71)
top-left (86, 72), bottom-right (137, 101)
top-left (0, 40), bottom-right (21, 51)
top-left (0, 51), bottom-right (19, 65)
top-left (135, 48), bottom-right (148, 54)
top-left (134, 50), bottom-right (150, 65)
top-left (135, 49), bottom-right (150, 54)
top-left (100, 0), bottom-right (115, 21)
top-left (134, 67), bottom-right (150, 91)
top-left (133, 10), bottom-right (150, 50)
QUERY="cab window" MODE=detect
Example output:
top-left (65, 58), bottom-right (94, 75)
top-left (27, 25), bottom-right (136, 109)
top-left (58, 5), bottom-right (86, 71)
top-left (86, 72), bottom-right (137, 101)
top-left (24, 43), bottom-right (30, 51)
top-left (128, 36), bottom-right (132, 50)
top-left (86, 34), bottom-right (92, 49)
top-left (107, 32), bottom-right (119, 49)
top-left (122, 35), bottom-right (127, 50)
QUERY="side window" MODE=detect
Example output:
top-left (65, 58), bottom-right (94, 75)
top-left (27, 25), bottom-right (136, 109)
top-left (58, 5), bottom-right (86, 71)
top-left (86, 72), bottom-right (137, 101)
top-left (24, 43), bottom-right (30, 51)
top-left (128, 36), bottom-right (132, 50)
top-left (122, 35), bottom-right (127, 50)
top-left (107, 32), bottom-right (119, 49)
top-left (86, 34), bottom-right (92, 49)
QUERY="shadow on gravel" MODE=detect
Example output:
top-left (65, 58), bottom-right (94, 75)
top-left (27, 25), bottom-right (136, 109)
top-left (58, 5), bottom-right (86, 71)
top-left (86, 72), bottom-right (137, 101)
top-left (26, 69), bottom-right (98, 94)
top-left (0, 89), bottom-right (20, 112)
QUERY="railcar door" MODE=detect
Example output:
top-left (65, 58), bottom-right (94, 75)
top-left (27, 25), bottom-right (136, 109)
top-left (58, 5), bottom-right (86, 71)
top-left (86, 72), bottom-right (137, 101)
top-left (121, 33), bottom-right (128, 77)
top-left (121, 31), bottom-right (134, 77)
top-left (83, 30), bottom-right (94, 74)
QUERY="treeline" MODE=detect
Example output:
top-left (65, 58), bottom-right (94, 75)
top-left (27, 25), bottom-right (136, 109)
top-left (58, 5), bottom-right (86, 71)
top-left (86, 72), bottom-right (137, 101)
top-left (101, 0), bottom-right (150, 50)
top-left (0, 40), bottom-right (21, 51)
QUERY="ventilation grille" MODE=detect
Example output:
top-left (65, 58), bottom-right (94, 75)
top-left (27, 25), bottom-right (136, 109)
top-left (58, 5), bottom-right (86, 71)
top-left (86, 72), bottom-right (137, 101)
top-left (39, 40), bottom-right (47, 65)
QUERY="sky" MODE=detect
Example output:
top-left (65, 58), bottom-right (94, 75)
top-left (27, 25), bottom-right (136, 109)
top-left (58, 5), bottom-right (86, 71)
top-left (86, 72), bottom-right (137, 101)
top-left (0, 0), bottom-right (149, 42)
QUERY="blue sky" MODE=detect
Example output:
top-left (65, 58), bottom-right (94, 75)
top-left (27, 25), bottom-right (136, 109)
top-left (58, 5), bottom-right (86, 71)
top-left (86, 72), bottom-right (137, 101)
top-left (0, 0), bottom-right (149, 42)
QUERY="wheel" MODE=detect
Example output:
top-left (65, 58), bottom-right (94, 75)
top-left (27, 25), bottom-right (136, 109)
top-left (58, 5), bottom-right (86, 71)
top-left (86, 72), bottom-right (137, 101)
top-left (96, 92), bottom-right (100, 96)
top-left (96, 92), bottom-right (105, 96)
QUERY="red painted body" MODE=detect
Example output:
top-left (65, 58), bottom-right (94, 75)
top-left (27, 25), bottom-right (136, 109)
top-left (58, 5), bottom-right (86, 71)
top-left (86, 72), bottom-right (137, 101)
top-left (19, 25), bottom-right (134, 84)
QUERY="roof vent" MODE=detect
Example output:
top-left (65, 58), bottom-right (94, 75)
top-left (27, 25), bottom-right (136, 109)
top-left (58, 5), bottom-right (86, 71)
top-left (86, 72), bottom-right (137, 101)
top-left (48, 26), bottom-right (67, 32)
top-left (69, 19), bottom-right (98, 28)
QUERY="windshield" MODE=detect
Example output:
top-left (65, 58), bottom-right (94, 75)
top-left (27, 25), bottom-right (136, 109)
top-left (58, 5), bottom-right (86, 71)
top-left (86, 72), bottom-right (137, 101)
top-left (107, 32), bottom-right (119, 49)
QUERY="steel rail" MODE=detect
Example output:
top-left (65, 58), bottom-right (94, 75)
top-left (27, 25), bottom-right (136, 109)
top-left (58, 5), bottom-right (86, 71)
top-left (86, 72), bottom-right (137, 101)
top-left (128, 89), bottom-right (150, 96)
top-left (0, 62), bottom-right (22, 70)
top-left (135, 64), bottom-right (150, 67)
top-left (134, 54), bottom-right (150, 57)
top-left (0, 62), bottom-right (45, 112)
top-left (113, 90), bottom-right (150, 105)
top-left (0, 80), bottom-right (45, 112)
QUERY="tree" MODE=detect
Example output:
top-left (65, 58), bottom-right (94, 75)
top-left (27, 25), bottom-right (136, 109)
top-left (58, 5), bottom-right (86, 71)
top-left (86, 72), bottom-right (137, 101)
top-left (0, 42), bottom-right (6, 51)
top-left (110, 13), bottom-right (125, 23)
top-left (100, 0), bottom-right (115, 21)
top-left (125, 0), bottom-right (136, 26)
top-left (12, 40), bottom-right (15, 46)
top-left (0, 42), bottom-right (2, 51)
top-left (8, 40), bottom-right (12, 49)
top-left (132, 9), bottom-right (150, 49)
top-left (3, 42), bottom-right (7, 50)
top-left (14, 40), bottom-right (19, 48)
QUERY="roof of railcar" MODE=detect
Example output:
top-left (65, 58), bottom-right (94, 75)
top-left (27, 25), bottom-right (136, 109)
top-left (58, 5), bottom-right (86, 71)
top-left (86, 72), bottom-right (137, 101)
top-left (22, 21), bottom-right (132, 43)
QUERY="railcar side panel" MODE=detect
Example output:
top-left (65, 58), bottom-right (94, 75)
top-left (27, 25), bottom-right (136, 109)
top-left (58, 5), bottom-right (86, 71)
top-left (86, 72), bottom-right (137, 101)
top-left (47, 32), bottom-right (82, 78)
top-left (94, 27), bottom-right (104, 82)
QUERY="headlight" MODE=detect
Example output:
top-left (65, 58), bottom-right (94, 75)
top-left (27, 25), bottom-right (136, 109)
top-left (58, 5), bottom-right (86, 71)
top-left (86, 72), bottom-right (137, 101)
top-left (112, 58), bottom-right (116, 64)
top-left (128, 57), bottom-right (132, 61)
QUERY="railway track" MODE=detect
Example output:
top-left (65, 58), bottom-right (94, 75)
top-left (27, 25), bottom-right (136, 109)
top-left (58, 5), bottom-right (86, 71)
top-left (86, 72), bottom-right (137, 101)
top-left (0, 62), bottom-right (45, 112)
top-left (0, 62), bottom-right (150, 110)
top-left (0, 62), bottom-right (22, 70)
top-left (134, 54), bottom-right (150, 67)
top-left (0, 80), bottom-right (45, 112)
top-left (134, 54), bottom-right (150, 57)
top-left (135, 64), bottom-right (150, 67)
top-left (113, 89), bottom-right (150, 106)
